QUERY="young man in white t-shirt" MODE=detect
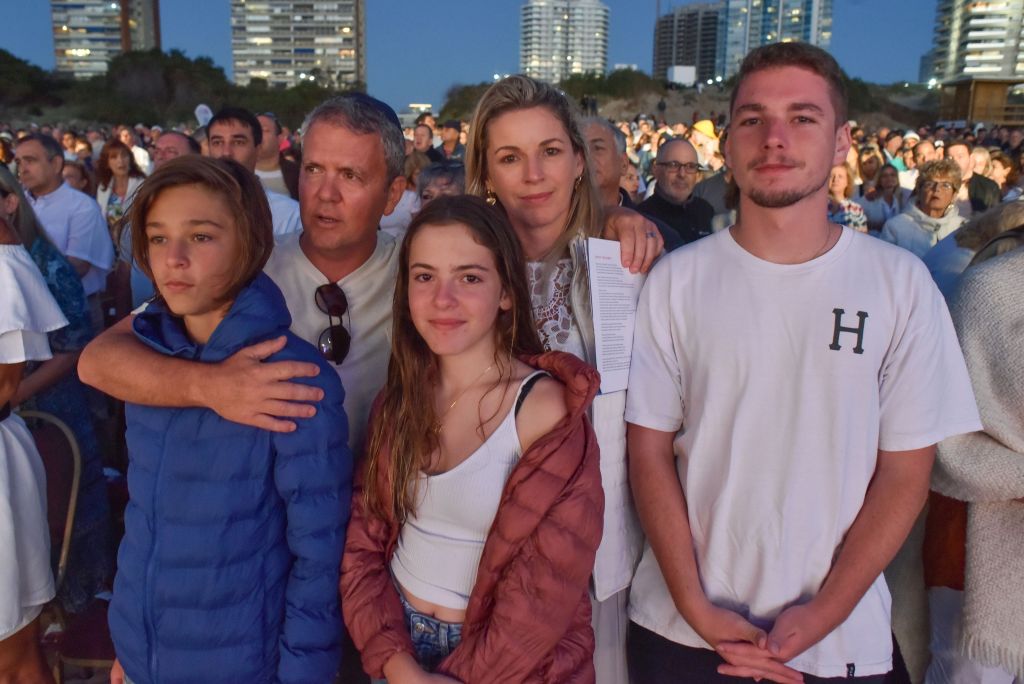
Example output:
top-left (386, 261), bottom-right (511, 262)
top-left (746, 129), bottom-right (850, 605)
top-left (624, 42), bottom-right (982, 684)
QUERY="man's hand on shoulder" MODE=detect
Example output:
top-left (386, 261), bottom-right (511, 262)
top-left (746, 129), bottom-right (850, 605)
top-left (205, 336), bottom-right (324, 433)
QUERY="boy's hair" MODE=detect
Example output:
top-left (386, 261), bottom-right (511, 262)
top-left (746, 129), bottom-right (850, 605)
top-left (730, 42), bottom-right (848, 128)
top-left (128, 156), bottom-right (273, 304)
top-left (208, 107), bottom-right (263, 147)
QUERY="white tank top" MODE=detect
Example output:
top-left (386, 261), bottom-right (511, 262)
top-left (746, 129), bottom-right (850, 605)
top-left (390, 371), bottom-right (547, 610)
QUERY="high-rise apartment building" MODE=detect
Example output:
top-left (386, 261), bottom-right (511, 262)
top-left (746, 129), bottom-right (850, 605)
top-left (231, 0), bottom-right (366, 89)
top-left (520, 0), bottom-right (610, 84)
top-left (719, 0), bottom-right (832, 78)
top-left (653, 2), bottom-right (722, 83)
top-left (51, 0), bottom-right (161, 79)
top-left (929, 0), bottom-right (1024, 81)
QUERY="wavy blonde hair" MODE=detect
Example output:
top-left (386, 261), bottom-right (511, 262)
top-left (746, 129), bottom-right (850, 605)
top-left (465, 75), bottom-right (603, 261)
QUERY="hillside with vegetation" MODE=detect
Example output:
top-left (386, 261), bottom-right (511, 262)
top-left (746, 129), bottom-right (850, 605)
top-left (1, 49), bottom-right (938, 130)
top-left (0, 48), bottom-right (361, 128)
top-left (441, 69), bottom-right (939, 130)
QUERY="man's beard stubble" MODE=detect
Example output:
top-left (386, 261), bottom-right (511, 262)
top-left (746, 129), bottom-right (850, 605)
top-left (744, 159), bottom-right (830, 209)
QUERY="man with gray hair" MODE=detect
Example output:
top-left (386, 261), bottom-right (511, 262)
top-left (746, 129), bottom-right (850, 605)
top-left (80, 93), bottom-right (407, 462)
top-left (584, 118), bottom-right (682, 252)
top-left (638, 137), bottom-right (714, 245)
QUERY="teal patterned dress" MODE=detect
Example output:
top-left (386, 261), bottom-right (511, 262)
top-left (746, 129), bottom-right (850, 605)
top-left (25, 237), bottom-right (113, 613)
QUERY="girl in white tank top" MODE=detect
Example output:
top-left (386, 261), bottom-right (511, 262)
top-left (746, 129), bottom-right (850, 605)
top-left (342, 196), bottom-right (602, 683)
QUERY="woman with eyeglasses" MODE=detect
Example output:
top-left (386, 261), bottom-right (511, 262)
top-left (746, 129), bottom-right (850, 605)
top-left (105, 156), bottom-right (352, 684)
top-left (0, 186), bottom-right (67, 684)
top-left (880, 159), bottom-right (966, 258)
top-left (342, 195), bottom-right (602, 683)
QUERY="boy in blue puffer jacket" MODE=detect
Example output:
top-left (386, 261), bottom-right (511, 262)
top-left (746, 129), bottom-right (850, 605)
top-left (106, 156), bottom-right (352, 684)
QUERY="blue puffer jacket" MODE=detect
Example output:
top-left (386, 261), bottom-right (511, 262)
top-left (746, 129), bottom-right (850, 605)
top-left (109, 273), bottom-right (352, 684)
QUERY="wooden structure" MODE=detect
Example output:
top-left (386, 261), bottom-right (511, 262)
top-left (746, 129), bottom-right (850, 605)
top-left (940, 76), bottom-right (1024, 126)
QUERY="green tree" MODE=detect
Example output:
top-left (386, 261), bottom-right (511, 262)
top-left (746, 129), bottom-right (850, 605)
top-left (0, 49), bottom-right (69, 108)
top-left (440, 82), bottom-right (493, 121)
top-left (76, 49), bottom-right (232, 123)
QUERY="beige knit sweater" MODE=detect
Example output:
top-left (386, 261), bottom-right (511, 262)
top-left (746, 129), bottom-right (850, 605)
top-left (933, 247), bottom-right (1024, 680)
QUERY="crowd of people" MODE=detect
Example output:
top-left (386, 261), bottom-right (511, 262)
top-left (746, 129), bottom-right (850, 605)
top-left (0, 40), bottom-right (1021, 684)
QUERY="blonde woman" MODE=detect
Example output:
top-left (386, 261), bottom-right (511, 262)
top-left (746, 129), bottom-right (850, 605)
top-left (464, 75), bottom-right (647, 684)
top-left (827, 162), bottom-right (868, 232)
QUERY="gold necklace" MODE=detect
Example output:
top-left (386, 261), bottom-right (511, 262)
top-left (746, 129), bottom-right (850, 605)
top-left (812, 223), bottom-right (837, 260)
top-left (432, 363), bottom-right (495, 434)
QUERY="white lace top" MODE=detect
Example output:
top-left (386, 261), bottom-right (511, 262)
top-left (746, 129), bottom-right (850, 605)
top-left (526, 258), bottom-right (586, 359)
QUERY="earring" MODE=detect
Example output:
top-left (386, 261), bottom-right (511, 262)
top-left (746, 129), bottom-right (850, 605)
top-left (486, 188), bottom-right (497, 206)
top-left (574, 175), bottom-right (582, 190)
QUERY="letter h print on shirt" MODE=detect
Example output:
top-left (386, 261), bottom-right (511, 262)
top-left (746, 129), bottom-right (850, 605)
top-left (828, 308), bottom-right (868, 355)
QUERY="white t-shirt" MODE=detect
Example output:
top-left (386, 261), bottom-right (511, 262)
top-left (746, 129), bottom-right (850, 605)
top-left (379, 189), bottom-right (420, 240)
top-left (27, 182), bottom-right (115, 296)
top-left (266, 188), bottom-right (302, 237)
top-left (265, 232), bottom-right (399, 455)
top-left (255, 167), bottom-right (290, 197)
top-left (624, 227), bottom-right (981, 678)
top-left (0, 244), bottom-right (64, 640)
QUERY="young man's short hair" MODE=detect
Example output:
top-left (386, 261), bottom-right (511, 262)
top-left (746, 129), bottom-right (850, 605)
top-left (208, 107), bottom-right (263, 147)
top-left (730, 42), bottom-right (848, 128)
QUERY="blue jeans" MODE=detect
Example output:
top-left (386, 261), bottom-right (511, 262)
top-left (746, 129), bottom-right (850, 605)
top-left (371, 592), bottom-right (463, 683)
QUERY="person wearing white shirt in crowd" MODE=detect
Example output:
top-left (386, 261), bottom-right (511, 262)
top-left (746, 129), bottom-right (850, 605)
top-left (14, 133), bottom-right (114, 328)
top-left (255, 112), bottom-right (299, 199)
top-left (880, 159), bottom-right (965, 258)
top-left (625, 42), bottom-right (981, 684)
top-left (900, 139), bottom-right (938, 191)
top-left (206, 107), bottom-right (302, 238)
top-left (857, 163), bottom-right (912, 233)
top-left (117, 127), bottom-right (151, 175)
top-left (0, 212), bottom-right (67, 684)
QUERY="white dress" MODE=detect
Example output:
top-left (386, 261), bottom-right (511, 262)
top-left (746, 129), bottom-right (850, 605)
top-left (0, 243), bottom-right (68, 640)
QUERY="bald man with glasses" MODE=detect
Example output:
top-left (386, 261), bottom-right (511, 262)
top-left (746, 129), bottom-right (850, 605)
top-left (638, 138), bottom-right (715, 245)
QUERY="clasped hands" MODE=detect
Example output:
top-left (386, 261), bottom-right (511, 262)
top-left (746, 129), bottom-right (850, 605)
top-left (692, 598), bottom-right (832, 684)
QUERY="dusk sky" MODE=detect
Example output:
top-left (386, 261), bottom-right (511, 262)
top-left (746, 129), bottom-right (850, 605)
top-left (5, 0), bottom-right (935, 116)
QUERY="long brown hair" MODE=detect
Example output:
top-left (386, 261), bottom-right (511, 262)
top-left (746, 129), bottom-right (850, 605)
top-left (364, 194), bottom-right (543, 523)
top-left (97, 139), bottom-right (145, 189)
top-left (0, 165), bottom-right (52, 249)
top-left (465, 75), bottom-right (602, 261)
